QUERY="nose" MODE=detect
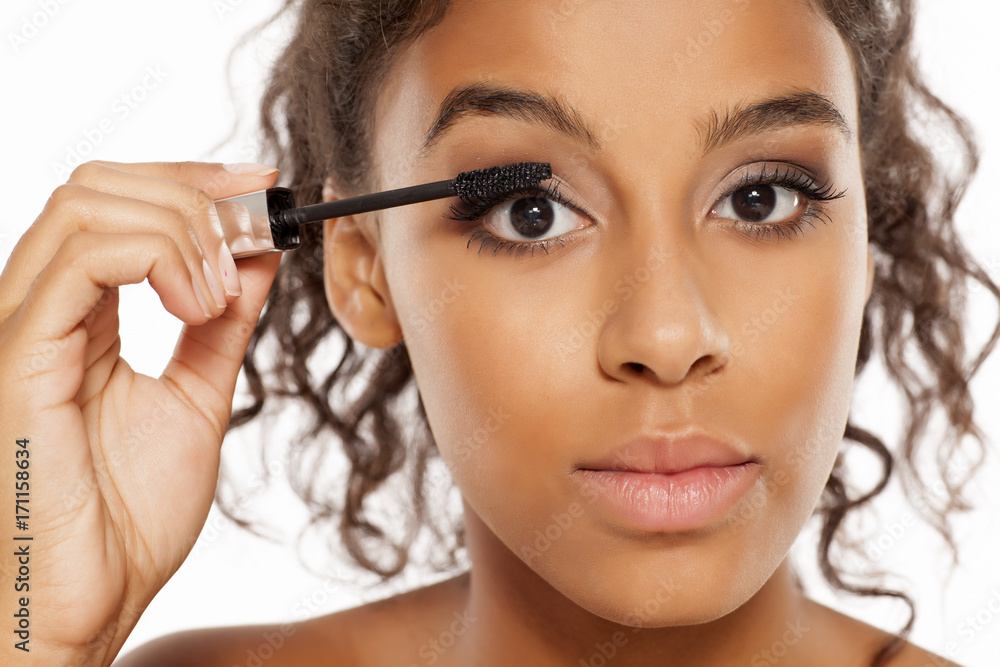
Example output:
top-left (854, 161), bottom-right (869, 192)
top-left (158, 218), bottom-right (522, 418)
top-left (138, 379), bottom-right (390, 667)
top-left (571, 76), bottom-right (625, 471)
top-left (597, 239), bottom-right (730, 387)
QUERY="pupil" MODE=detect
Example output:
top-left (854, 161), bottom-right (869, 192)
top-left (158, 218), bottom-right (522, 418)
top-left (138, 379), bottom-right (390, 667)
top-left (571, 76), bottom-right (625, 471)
top-left (732, 185), bottom-right (776, 222)
top-left (511, 197), bottom-right (554, 238)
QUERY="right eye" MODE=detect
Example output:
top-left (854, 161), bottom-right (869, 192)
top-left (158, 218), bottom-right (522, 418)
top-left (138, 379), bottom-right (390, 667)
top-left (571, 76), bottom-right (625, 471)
top-left (478, 194), bottom-right (588, 244)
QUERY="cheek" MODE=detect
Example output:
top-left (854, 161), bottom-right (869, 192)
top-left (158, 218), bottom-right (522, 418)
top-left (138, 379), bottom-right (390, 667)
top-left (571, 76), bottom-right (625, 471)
top-left (727, 224), bottom-right (869, 539)
top-left (394, 254), bottom-right (575, 507)
top-left (385, 231), bottom-right (613, 568)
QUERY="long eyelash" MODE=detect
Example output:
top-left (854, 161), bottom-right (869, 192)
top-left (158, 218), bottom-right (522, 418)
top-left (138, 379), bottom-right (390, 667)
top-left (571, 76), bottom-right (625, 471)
top-left (445, 179), bottom-right (572, 222)
top-left (442, 163), bottom-right (847, 256)
top-left (730, 163), bottom-right (847, 203)
top-left (722, 164), bottom-right (846, 245)
top-left (443, 179), bottom-right (580, 257)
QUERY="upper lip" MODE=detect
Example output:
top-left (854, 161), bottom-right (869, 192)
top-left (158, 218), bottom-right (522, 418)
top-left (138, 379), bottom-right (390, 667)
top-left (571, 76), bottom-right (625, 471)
top-left (577, 428), bottom-right (757, 474)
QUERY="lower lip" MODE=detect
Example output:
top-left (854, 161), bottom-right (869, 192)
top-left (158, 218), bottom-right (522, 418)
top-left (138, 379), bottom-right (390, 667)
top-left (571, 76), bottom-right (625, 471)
top-left (576, 463), bottom-right (762, 533)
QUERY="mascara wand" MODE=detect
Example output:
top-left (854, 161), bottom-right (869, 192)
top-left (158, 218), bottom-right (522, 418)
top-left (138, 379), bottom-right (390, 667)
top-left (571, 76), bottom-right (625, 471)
top-left (213, 161), bottom-right (552, 258)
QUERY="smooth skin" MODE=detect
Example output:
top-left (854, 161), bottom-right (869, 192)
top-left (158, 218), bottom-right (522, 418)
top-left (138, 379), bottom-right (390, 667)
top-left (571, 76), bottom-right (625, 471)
top-left (315, 0), bottom-right (963, 665)
top-left (0, 0), bottom-right (965, 666)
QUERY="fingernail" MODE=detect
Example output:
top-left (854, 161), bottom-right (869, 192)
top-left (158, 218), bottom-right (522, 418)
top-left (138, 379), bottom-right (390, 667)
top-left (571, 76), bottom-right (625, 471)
top-left (218, 243), bottom-right (242, 297)
top-left (191, 276), bottom-right (212, 318)
top-left (203, 258), bottom-right (227, 309)
top-left (223, 162), bottom-right (278, 176)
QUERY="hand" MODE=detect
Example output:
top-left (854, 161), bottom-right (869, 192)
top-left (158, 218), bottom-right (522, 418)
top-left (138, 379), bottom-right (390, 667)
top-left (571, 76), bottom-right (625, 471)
top-left (0, 161), bottom-right (282, 665)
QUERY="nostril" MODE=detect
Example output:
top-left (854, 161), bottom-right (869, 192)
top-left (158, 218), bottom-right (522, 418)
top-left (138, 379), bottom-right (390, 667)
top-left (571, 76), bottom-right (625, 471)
top-left (625, 362), bottom-right (645, 374)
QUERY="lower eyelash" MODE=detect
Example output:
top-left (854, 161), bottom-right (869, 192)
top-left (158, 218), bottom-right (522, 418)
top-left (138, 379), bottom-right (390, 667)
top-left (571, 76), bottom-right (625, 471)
top-left (447, 179), bottom-right (581, 257)
top-left (731, 205), bottom-right (834, 244)
top-left (710, 164), bottom-right (843, 245)
top-left (449, 163), bottom-right (844, 255)
top-left (463, 228), bottom-right (569, 258)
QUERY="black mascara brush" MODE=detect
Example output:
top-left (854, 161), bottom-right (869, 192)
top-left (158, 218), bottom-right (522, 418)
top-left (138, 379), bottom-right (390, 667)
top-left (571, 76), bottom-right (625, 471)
top-left (213, 161), bottom-right (552, 258)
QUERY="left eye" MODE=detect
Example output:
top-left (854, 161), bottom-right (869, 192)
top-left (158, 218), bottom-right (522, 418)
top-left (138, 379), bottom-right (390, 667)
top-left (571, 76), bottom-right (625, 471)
top-left (484, 196), bottom-right (586, 242)
top-left (711, 184), bottom-right (805, 224)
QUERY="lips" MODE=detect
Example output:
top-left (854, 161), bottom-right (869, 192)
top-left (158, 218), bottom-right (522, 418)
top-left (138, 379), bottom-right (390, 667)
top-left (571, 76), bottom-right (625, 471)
top-left (576, 431), bottom-right (758, 475)
top-left (572, 429), bottom-right (763, 532)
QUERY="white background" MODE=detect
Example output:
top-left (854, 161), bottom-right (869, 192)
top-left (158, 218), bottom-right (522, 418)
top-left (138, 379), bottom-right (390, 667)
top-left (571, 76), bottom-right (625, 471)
top-left (1, 0), bottom-right (999, 664)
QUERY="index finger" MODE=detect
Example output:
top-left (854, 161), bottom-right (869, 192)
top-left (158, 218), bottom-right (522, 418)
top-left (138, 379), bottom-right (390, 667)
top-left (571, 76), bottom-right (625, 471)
top-left (89, 160), bottom-right (280, 202)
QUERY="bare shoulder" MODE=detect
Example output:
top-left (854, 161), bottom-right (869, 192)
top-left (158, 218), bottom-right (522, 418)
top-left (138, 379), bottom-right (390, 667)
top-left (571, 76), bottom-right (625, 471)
top-left (112, 572), bottom-right (471, 667)
top-left (803, 598), bottom-right (964, 667)
top-left (309, 570), bottom-right (473, 665)
top-left (111, 618), bottom-right (330, 667)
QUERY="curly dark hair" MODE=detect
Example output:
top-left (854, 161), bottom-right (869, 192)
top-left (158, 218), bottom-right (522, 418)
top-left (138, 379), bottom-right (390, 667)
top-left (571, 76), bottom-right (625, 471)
top-left (213, 1), bottom-right (1000, 665)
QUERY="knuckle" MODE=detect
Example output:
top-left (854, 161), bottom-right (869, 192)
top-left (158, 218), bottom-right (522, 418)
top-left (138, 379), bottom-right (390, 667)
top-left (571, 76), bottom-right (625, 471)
top-left (164, 208), bottom-right (195, 241)
top-left (46, 183), bottom-right (87, 214)
top-left (175, 186), bottom-right (223, 251)
top-left (150, 232), bottom-right (178, 260)
top-left (148, 160), bottom-right (182, 184)
top-left (162, 160), bottom-right (197, 182)
top-left (164, 209), bottom-right (205, 259)
top-left (56, 231), bottom-right (90, 266)
top-left (198, 170), bottom-right (234, 200)
top-left (181, 187), bottom-right (216, 219)
top-left (67, 160), bottom-right (108, 185)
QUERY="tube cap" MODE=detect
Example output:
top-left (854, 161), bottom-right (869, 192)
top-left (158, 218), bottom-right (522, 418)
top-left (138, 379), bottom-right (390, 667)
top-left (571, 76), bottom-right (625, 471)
top-left (214, 187), bottom-right (299, 258)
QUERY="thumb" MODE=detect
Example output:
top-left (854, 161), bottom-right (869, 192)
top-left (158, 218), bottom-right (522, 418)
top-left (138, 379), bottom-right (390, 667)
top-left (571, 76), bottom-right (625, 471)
top-left (161, 250), bottom-right (282, 432)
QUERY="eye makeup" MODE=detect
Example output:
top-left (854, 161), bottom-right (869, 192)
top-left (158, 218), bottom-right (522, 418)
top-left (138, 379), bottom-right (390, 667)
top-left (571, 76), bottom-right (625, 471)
top-left (443, 160), bottom-right (847, 256)
top-left (710, 162), bottom-right (847, 244)
top-left (212, 161), bottom-right (552, 258)
top-left (443, 178), bottom-right (587, 259)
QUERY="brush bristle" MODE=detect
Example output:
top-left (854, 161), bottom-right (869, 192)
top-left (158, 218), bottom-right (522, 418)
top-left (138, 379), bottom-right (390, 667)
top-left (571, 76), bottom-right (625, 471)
top-left (454, 162), bottom-right (551, 201)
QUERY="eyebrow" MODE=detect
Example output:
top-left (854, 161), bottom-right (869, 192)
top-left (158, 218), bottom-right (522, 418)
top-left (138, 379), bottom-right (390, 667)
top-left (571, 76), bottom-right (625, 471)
top-left (695, 89), bottom-right (853, 155)
top-left (418, 83), bottom-right (853, 159)
top-left (419, 83), bottom-right (602, 158)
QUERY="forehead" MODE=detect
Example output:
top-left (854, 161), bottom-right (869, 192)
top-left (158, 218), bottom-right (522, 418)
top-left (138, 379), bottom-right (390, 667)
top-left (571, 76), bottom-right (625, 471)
top-left (372, 0), bottom-right (857, 179)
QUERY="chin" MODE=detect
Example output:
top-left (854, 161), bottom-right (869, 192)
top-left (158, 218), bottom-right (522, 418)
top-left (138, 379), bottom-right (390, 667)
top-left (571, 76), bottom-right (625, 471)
top-left (527, 543), bottom-right (775, 629)
top-left (577, 582), bottom-right (757, 629)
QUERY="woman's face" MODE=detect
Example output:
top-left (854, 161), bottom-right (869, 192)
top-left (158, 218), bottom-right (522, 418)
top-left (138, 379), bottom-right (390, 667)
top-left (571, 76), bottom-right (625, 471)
top-left (331, 0), bottom-right (872, 624)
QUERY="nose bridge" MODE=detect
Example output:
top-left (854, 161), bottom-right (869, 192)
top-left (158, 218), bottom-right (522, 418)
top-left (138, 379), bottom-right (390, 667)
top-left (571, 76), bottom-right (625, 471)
top-left (597, 209), bottom-right (730, 386)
